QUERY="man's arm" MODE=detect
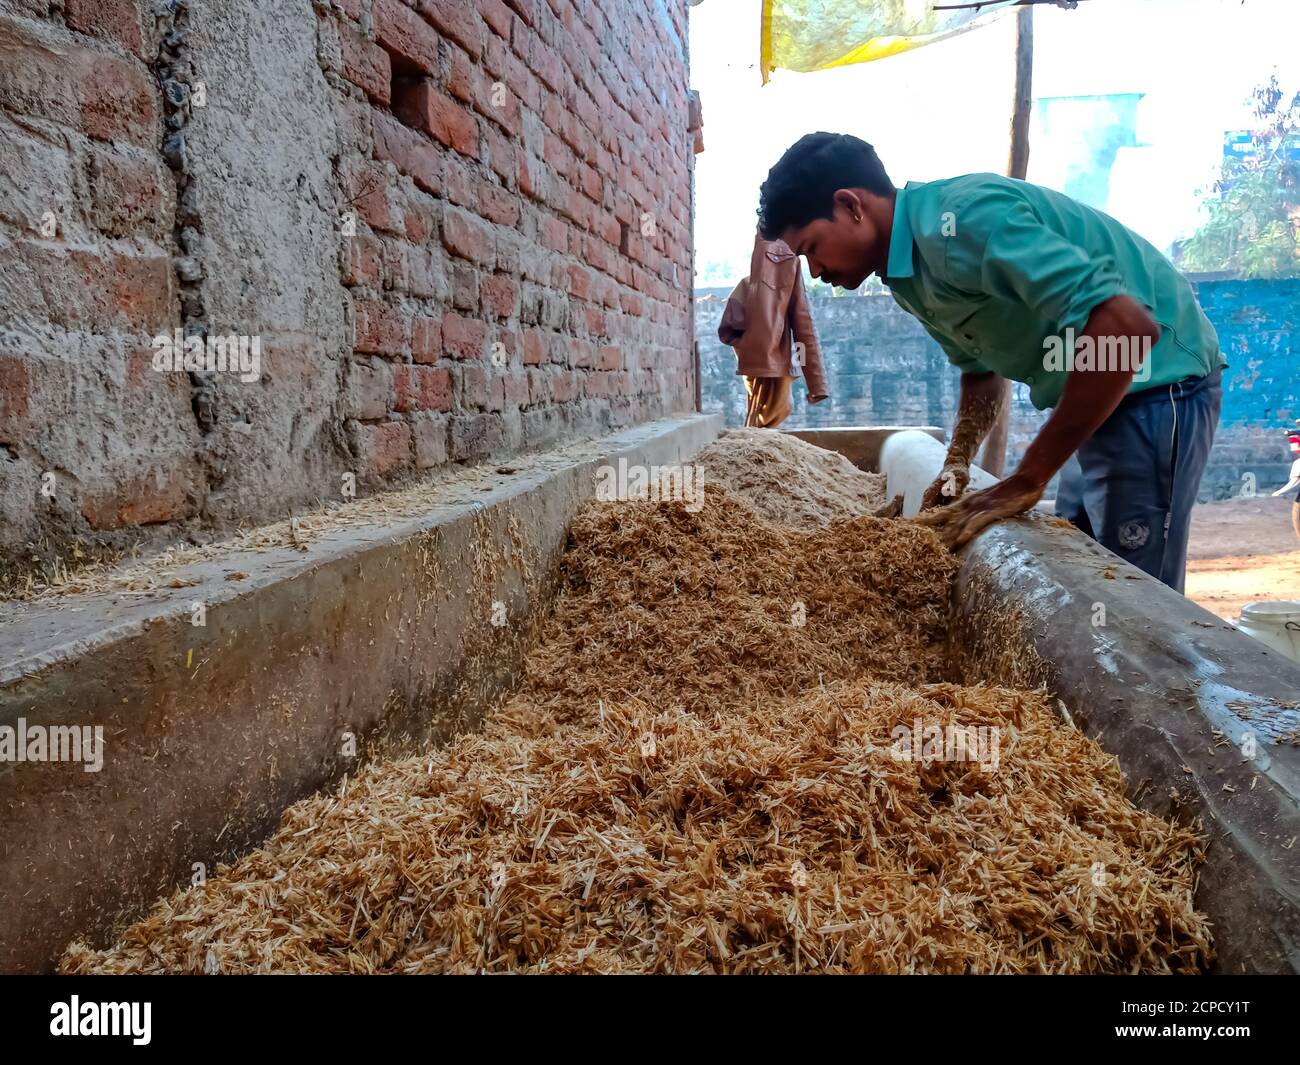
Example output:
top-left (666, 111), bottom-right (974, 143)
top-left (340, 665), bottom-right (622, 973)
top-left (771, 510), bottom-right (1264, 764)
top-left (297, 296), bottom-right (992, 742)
top-left (1014, 295), bottom-right (1157, 488)
top-left (919, 295), bottom-right (1159, 547)
top-left (920, 370), bottom-right (1004, 510)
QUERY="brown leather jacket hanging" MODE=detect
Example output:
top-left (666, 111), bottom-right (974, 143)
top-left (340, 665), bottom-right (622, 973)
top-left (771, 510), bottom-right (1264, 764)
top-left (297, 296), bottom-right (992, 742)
top-left (717, 236), bottom-right (830, 402)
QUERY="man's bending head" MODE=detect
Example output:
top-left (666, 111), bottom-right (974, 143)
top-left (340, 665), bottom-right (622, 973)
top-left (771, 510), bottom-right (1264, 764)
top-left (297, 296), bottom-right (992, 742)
top-left (757, 132), bottom-right (896, 290)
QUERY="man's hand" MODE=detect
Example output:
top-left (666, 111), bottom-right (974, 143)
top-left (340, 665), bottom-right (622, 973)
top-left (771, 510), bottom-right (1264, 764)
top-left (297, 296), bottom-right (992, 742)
top-left (920, 463), bottom-right (971, 511)
top-left (914, 471), bottom-right (1045, 550)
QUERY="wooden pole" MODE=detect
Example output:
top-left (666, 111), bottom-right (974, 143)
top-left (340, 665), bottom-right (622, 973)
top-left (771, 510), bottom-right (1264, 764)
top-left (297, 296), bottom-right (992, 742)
top-left (980, 4), bottom-right (1033, 477)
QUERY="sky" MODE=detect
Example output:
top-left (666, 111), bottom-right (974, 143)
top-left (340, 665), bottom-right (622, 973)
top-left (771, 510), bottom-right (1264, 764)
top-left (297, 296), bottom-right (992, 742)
top-left (688, 0), bottom-right (1300, 287)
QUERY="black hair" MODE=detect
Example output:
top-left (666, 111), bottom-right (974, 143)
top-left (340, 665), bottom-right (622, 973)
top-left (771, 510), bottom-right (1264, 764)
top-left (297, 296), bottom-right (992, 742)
top-left (757, 132), bottom-right (894, 240)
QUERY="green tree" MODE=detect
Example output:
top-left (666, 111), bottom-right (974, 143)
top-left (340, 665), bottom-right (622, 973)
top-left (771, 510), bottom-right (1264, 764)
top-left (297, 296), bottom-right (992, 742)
top-left (1182, 77), bottom-right (1300, 278)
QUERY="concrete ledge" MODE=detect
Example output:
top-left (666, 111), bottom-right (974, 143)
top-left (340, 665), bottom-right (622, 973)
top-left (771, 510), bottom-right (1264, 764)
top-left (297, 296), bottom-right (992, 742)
top-left (880, 429), bottom-right (1300, 974)
top-left (0, 414), bottom-right (723, 973)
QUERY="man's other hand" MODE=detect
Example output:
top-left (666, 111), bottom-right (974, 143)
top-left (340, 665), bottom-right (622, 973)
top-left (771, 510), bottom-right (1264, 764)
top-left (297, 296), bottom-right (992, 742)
top-left (914, 472), bottom-right (1045, 550)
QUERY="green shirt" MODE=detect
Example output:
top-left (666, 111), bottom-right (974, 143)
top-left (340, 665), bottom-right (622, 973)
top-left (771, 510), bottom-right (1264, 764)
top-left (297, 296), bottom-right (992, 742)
top-left (883, 173), bottom-right (1225, 410)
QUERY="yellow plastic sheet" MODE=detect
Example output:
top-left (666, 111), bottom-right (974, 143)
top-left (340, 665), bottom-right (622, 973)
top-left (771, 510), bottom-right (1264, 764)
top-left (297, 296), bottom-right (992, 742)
top-left (761, 0), bottom-right (1018, 82)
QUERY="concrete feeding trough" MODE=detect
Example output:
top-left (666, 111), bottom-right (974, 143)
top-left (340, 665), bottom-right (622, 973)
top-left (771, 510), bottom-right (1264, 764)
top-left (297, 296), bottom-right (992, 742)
top-left (1, 417), bottom-right (1296, 973)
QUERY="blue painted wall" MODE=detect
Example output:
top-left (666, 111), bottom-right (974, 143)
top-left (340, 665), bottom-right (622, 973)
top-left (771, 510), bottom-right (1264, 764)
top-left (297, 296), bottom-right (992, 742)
top-left (1192, 277), bottom-right (1298, 429)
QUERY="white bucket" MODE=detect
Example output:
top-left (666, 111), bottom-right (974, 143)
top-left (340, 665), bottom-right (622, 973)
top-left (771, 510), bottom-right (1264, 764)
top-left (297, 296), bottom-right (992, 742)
top-left (1238, 601), bottom-right (1300, 664)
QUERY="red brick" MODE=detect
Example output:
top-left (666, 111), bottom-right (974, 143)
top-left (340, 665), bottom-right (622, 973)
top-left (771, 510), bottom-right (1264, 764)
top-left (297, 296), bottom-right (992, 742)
top-left (442, 313), bottom-right (487, 359)
top-left (393, 364), bottom-right (452, 412)
top-left (109, 253), bottom-right (173, 332)
top-left (517, 149), bottom-right (543, 200)
top-left (584, 305), bottom-right (605, 336)
top-left (502, 370), bottom-right (529, 408)
top-left (416, 0), bottom-right (484, 59)
top-left (583, 235), bottom-right (613, 275)
top-left (81, 468), bottom-right (190, 530)
top-left (449, 413), bottom-right (503, 460)
top-left (80, 54), bottom-right (157, 145)
top-left (598, 345), bottom-right (622, 371)
top-left (87, 147), bottom-right (165, 237)
top-left (481, 124), bottom-right (514, 182)
top-left (338, 22), bottom-right (391, 106)
top-left (483, 79), bottom-right (522, 136)
top-left (379, 239), bottom-right (408, 289)
top-left (345, 163), bottom-right (400, 234)
top-left (458, 364), bottom-right (504, 411)
top-left (65, 0), bottom-right (143, 57)
top-left (567, 264), bottom-right (592, 300)
top-left (444, 157), bottom-right (478, 210)
top-left (451, 259), bottom-right (479, 307)
top-left (405, 246), bottom-right (443, 299)
top-left (0, 356), bottom-right (29, 443)
top-left (481, 275), bottom-right (518, 319)
top-left (336, 0), bottom-right (363, 19)
top-left (413, 413), bottom-right (448, 468)
top-left (540, 215), bottom-right (567, 253)
top-left (347, 361), bottom-right (392, 419)
top-left (394, 81), bottom-right (478, 157)
top-left (596, 213), bottom-right (621, 246)
top-left (505, 0), bottom-right (536, 26)
top-left (404, 205), bottom-right (432, 243)
top-left (373, 0), bottom-right (439, 74)
top-left (353, 298), bottom-right (408, 355)
top-left (526, 367), bottom-right (550, 405)
top-left (343, 234), bottom-right (381, 287)
top-left (478, 183), bottom-right (520, 226)
top-left (442, 210), bottom-right (494, 265)
top-left (551, 370), bottom-right (578, 402)
top-left (531, 39), bottom-right (565, 93)
top-left (543, 133), bottom-right (570, 178)
top-left (522, 329), bottom-right (547, 366)
top-left (373, 111), bottom-right (444, 195)
top-left (355, 420), bottom-right (412, 477)
top-left (480, 0), bottom-right (514, 38)
top-left (567, 337), bottom-right (596, 368)
top-left (495, 37), bottom-right (538, 111)
top-left (411, 315), bottom-right (442, 363)
top-left (563, 189), bottom-right (592, 234)
top-left (447, 47), bottom-right (489, 106)
top-left (451, 267), bottom-right (479, 317)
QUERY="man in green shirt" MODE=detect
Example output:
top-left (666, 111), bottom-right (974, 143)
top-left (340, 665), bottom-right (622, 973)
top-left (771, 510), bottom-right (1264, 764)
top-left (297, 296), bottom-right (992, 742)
top-left (758, 132), bottom-right (1225, 591)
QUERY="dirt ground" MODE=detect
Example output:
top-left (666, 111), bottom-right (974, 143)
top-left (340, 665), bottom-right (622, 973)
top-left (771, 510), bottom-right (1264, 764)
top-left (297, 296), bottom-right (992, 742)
top-left (1184, 496), bottom-right (1300, 621)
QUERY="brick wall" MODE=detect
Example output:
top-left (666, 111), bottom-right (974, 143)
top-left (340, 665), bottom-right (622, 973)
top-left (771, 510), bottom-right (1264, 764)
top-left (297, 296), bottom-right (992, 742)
top-left (698, 276), bottom-right (1298, 500)
top-left (0, 2), bottom-right (199, 557)
top-left (0, 0), bottom-right (695, 582)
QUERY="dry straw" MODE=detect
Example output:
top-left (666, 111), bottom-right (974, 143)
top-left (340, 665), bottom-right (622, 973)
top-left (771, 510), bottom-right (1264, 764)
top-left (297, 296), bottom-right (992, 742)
top-left (696, 428), bottom-right (890, 527)
top-left (62, 460), bottom-right (1210, 974)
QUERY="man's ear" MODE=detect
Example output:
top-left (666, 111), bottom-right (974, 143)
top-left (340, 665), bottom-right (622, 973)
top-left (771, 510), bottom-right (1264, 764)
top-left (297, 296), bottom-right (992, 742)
top-left (831, 188), bottom-right (865, 221)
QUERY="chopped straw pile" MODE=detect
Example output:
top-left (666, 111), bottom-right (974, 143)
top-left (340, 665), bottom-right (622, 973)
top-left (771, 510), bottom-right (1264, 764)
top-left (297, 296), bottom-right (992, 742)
top-left (62, 446), bottom-right (1211, 974)
top-left (695, 428), bottom-right (890, 527)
